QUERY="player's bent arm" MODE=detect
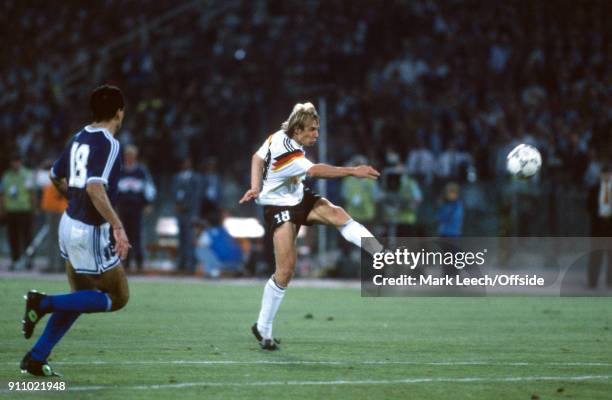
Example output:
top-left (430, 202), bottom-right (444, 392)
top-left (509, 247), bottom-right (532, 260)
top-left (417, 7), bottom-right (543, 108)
top-left (307, 164), bottom-right (380, 180)
top-left (251, 153), bottom-right (265, 190)
top-left (49, 172), bottom-right (68, 198)
top-left (87, 182), bottom-right (130, 259)
top-left (239, 154), bottom-right (265, 204)
top-left (86, 182), bottom-right (124, 229)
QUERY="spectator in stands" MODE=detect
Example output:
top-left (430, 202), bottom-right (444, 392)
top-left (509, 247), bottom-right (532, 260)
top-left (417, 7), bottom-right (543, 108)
top-left (39, 159), bottom-right (67, 273)
top-left (172, 158), bottom-right (199, 273)
top-left (195, 210), bottom-right (243, 278)
top-left (1, 1), bottom-right (610, 241)
top-left (436, 141), bottom-right (473, 184)
top-left (406, 137), bottom-right (436, 190)
top-left (436, 182), bottom-right (464, 237)
top-left (116, 145), bottom-right (156, 273)
top-left (381, 152), bottom-right (423, 237)
top-left (0, 155), bottom-right (36, 270)
top-left (333, 155), bottom-right (379, 276)
top-left (198, 157), bottom-right (222, 222)
top-left (341, 155), bottom-right (378, 227)
top-left (562, 132), bottom-right (589, 186)
top-left (583, 149), bottom-right (602, 188)
top-left (587, 163), bottom-right (612, 288)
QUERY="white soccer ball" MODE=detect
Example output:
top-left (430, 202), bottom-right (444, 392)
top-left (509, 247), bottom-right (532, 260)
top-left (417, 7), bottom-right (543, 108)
top-left (506, 144), bottom-right (542, 178)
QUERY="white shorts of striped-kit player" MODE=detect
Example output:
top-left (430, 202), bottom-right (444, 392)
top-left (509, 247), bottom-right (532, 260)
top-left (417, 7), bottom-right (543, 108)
top-left (59, 213), bottom-right (120, 274)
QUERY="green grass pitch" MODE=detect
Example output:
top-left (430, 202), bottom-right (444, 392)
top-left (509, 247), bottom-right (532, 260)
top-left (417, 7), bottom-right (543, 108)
top-left (1, 276), bottom-right (611, 399)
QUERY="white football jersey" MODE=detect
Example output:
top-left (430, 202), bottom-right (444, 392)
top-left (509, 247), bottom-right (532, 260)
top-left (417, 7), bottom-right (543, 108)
top-left (255, 130), bottom-right (314, 206)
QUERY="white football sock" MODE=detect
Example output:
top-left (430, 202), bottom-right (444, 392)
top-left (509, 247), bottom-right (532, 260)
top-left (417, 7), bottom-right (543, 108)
top-left (256, 277), bottom-right (286, 339)
top-left (338, 219), bottom-right (384, 255)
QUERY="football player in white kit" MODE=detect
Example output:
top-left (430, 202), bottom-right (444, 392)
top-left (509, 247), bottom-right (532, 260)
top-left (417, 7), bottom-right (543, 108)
top-left (240, 102), bottom-right (384, 350)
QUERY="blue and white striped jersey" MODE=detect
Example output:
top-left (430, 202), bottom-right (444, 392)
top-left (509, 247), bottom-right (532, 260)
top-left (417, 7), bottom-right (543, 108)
top-left (51, 125), bottom-right (122, 226)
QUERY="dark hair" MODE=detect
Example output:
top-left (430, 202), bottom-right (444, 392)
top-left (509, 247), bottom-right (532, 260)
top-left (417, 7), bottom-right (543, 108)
top-left (90, 85), bottom-right (124, 122)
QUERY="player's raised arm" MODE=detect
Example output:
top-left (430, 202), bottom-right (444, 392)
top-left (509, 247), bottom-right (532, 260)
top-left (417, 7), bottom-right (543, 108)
top-left (239, 153), bottom-right (265, 204)
top-left (307, 163), bottom-right (380, 180)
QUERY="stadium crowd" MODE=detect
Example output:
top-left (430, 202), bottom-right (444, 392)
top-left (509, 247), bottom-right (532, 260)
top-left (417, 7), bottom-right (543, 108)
top-left (1, 1), bottom-right (610, 272)
top-left (2, 1), bottom-right (609, 174)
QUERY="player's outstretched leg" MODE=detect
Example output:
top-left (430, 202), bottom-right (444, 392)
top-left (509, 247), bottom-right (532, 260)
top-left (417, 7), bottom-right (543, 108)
top-left (21, 289), bottom-right (112, 341)
top-left (338, 218), bottom-right (384, 255)
top-left (20, 264), bottom-right (129, 377)
top-left (307, 198), bottom-right (384, 255)
top-left (22, 290), bottom-right (48, 339)
top-left (20, 288), bottom-right (89, 377)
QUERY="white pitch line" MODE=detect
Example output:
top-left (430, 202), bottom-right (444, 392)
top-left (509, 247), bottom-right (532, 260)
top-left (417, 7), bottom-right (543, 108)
top-left (1, 375), bottom-right (610, 393)
top-left (1, 360), bottom-right (612, 367)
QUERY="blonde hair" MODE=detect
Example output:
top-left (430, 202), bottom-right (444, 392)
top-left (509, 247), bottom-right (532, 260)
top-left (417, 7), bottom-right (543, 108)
top-left (281, 102), bottom-right (319, 137)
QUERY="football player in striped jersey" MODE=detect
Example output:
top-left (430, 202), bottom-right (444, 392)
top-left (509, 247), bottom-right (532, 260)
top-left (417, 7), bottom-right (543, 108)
top-left (240, 102), bottom-right (384, 350)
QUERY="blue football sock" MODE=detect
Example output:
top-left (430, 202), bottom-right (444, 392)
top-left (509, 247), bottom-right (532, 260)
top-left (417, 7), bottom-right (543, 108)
top-left (43, 290), bottom-right (112, 313)
top-left (31, 311), bottom-right (80, 361)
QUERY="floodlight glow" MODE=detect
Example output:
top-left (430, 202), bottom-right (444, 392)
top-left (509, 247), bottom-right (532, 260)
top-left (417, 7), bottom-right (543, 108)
top-left (223, 217), bottom-right (265, 238)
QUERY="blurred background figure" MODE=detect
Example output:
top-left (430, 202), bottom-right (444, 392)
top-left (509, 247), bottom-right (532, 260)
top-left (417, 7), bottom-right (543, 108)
top-left (198, 157), bottom-right (221, 222)
top-left (406, 137), bottom-right (436, 191)
top-left (341, 155), bottom-right (378, 228)
top-left (116, 145), bottom-right (156, 273)
top-left (39, 159), bottom-right (68, 273)
top-left (172, 158), bottom-right (199, 274)
top-left (583, 149), bottom-right (603, 189)
top-left (381, 151), bottom-right (422, 238)
top-left (335, 154), bottom-right (379, 276)
top-left (0, 155), bottom-right (36, 270)
top-left (587, 163), bottom-right (612, 289)
top-left (195, 210), bottom-right (244, 278)
top-left (436, 182), bottom-right (464, 238)
top-left (436, 141), bottom-right (474, 185)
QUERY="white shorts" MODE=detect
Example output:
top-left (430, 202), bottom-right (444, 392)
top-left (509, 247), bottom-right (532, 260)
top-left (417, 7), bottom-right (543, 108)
top-left (59, 213), bottom-right (120, 275)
